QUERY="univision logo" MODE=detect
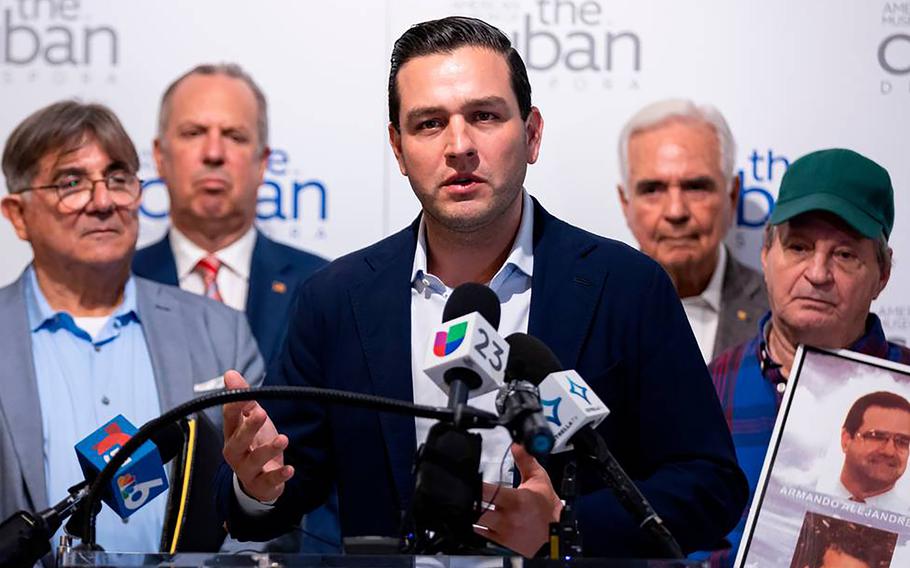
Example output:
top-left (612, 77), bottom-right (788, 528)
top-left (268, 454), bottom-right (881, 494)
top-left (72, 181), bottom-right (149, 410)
top-left (433, 322), bottom-right (467, 357)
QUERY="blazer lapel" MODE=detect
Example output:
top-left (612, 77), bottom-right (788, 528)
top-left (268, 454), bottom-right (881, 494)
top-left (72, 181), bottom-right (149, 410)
top-left (347, 227), bottom-right (418, 510)
top-left (528, 201), bottom-right (607, 370)
top-left (0, 275), bottom-right (48, 509)
top-left (133, 234), bottom-right (179, 286)
top-left (246, 232), bottom-right (293, 350)
top-left (136, 278), bottom-right (195, 412)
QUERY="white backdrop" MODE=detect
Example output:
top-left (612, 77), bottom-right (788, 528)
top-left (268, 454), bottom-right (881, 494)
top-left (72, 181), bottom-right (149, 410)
top-left (1, 0), bottom-right (908, 342)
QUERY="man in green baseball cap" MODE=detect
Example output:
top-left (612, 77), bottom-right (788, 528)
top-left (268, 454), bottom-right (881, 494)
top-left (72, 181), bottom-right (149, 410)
top-left (703, 148), bottom-right (909, 563)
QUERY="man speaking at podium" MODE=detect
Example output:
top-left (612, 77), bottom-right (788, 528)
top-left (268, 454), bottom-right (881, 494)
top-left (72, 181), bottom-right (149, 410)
top-left (217, 16), bottom-right (747, 558)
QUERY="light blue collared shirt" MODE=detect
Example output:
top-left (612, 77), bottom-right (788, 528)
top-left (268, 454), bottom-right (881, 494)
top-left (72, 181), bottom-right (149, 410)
top-left (26, 267), bottom-right (165, 553)
top-left (410, 190), bottom-right (535, 484)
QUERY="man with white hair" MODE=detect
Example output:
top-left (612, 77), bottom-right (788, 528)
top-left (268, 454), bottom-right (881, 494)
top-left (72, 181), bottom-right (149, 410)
top-left (617, 99), bottom-right (767, 361)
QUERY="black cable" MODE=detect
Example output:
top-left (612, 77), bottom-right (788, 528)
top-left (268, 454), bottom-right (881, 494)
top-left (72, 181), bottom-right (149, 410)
top-left (78, 385), bottom-right (501, 547)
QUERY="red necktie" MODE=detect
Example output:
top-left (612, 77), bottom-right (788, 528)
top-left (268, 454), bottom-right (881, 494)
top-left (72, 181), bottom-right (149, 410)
top-left (195, 255), bottom-right (223, 302)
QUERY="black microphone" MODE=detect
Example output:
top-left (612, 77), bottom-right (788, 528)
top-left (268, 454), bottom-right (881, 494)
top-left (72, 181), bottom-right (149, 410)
top-left (440, 283), bottom-right (502, 407)
top-left (409, 283), bottom-right (502, 553)
top-left (0, 421), bottom-right (184, 568)
top-left (504, 334), bottom-right (684, 559)
top-left (495, 333), bottom-right (556, 459)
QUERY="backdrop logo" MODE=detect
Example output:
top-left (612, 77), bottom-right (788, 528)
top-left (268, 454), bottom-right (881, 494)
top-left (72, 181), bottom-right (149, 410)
top-left (735, 149), bottom-right (789, 229)
top-left (1, 0), bottom-right (119, 84)
top-left (879, 2), bottom-right (910, 94)
top-left (433, 322), bottom-right (467, 357)
top-left (139, 148), bottom-right (330, 240)
top-left (452, 0), bottom-right (642, 91)
top-left (877, 304), bottom-right (910, 345)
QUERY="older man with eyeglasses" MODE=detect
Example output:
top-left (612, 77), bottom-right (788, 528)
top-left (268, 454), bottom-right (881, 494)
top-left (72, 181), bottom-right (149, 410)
top-left (707, 148), bottom-right (910, 564)
top-left (0, 100), bottom-right (264, 563)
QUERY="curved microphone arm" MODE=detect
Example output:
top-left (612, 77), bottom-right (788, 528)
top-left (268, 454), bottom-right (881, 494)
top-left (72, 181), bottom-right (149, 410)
top-left (77, 385), bottom-right (501, 547)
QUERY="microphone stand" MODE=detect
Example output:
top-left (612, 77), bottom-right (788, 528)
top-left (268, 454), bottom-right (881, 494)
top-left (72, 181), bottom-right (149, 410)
top-left (406, 366), bottom-right (489, 556)
top-left (75, 385), bottom-right (501, 550)
top-left (548, 460), bottom-right (583, 560)
top-left (571, 428), bottom-right (684, 559)
top-left (0, 481), bottom-right (92, 567)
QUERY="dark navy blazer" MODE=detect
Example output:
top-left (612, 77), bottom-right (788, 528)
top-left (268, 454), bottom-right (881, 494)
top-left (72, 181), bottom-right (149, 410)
top-left (133, 230), bottom-right (328, 365)
top-left (216, 200), bottom-right (748, 557)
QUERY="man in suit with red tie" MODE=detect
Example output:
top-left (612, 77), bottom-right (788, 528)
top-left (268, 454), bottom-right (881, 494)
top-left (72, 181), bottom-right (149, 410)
top-left (132, 63), bottom-right (335, 552)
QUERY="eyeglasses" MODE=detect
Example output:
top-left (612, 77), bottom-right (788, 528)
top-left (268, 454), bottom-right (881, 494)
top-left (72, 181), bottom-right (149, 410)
top-left (17, 172), bottom-right (142, 213)
top-left (856, 430), bottom-right (910, 451)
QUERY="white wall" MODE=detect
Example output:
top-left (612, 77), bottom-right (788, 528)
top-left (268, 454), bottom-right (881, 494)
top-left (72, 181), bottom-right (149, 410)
top-left (1, 0), bottom-right (908, 341)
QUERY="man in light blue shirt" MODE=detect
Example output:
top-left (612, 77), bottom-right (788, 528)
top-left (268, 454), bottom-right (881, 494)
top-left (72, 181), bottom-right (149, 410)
top-left (0, 100), bottom-right (264, 564)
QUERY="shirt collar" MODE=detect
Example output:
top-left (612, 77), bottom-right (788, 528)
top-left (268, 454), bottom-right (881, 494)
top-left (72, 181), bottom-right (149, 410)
top-left (702, 245), bottom-right (727, 312)
top-left (170, 224), bottom-right (257, 280)
top-left (410, 190), bottom-right (535, 293)
top-left (757, 311), bottom-right (892, 385)
top-left (24, 265), bottom-right (140, 336)
top-left (684, 245), bottom-right (726, 312)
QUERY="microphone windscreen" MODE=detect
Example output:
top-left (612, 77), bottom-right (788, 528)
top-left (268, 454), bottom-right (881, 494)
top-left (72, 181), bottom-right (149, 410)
top-left (442, 282), bottom-right (501, 329)
top-left (151, 421), bottom-right (185, 464)
top-left (504, 333), bottom-right (563, 385)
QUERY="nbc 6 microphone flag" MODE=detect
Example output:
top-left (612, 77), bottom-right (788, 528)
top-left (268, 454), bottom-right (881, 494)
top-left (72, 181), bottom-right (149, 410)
top-left (75, 414), bottom-right (169, 519)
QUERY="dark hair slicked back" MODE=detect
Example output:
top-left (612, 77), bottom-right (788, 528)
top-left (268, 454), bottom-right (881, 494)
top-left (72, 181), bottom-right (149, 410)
top-left (388, 16), bottom-right (532, 130)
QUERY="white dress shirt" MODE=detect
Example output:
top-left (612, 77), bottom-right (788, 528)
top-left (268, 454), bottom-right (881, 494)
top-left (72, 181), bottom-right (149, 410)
top-left (681, 246), bottom-right (726, 362)
top-left (169, 225), bottom-right (257, 311)
top-left (410, 190), bottom-right (535, 485)
top-left (234, 191), bottom-right (536, 513)
top-left (830, 478), bottom-right (910, 513)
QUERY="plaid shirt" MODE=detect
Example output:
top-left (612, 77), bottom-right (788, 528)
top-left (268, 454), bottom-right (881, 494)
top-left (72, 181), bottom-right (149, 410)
top-left (703, 312), bottom-right (910, 565)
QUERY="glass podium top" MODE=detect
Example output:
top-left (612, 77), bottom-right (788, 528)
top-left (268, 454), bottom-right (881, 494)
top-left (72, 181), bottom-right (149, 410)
top-left (58, 551), bottom-right (708, 568)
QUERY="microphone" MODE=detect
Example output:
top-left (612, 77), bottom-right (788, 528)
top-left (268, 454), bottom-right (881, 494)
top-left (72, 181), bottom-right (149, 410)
top-left (504, 334), bottom-right (683, 559)
top-left (422, 283), bottom-right (509, 407)
top-left (499, 334), bottom-right (608, 453)
top-left (495, 333), bottom-right (556, 459)
top-left (0, 420), bottom-right (183, 567)
top-left (75, 414), bottom-right (181, 519)
top-left (412, 283), bottom-right (507, 553)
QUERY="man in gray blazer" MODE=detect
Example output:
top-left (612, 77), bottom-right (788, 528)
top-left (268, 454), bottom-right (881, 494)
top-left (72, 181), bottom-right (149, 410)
top-left (617, 98), bottom-right (768, 361)
top-left (0, 100), bottom-right (263, 562)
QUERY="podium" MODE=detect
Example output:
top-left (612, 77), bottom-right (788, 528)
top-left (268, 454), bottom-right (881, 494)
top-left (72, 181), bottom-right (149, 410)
top-left (59, 551), bottom-right (709, 567)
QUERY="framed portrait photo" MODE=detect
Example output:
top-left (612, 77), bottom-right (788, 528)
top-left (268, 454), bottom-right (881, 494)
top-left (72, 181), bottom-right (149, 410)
top-left (737, 346), bottom-right (910, 568)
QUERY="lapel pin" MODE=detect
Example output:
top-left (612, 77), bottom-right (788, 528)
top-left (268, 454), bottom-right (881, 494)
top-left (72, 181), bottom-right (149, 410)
top-left (272, 281), bottom-right (287, 294)
top-left (737, 310), bottom-right (748, 321)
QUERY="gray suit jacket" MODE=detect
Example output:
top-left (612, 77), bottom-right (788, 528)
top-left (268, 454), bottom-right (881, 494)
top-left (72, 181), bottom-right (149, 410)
top-left (0, 271), bottom-right (264, 560)
top-left (713, 252), bottom-right (769, 359)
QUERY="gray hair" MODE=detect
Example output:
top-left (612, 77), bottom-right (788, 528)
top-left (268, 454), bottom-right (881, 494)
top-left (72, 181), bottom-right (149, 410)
top-left (157, 63), bottom-right (269, 150)
top-left (618, 98), bottom-right (737, 188)
top-left (3, 100), bottom-right (138, 194)
top-left (762, 222), bottom-right (893, 277)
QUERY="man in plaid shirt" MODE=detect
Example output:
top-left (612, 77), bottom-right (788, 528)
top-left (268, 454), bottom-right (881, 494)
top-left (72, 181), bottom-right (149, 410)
top-left (706, 148), bottom-right (910, 565)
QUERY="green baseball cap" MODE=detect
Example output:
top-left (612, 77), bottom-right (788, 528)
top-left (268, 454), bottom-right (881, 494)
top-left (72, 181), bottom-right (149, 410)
top-left (769, 148), bottom-right (894, 240)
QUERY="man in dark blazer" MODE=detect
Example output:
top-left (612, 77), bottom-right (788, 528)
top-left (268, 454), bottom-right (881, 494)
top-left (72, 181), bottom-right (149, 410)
top-left (133, 230), bottom-right (326, 366)
top-left (132, 63), bottom-right (328, 366)
top-left (217, 17), bottom-right (747, 559)
top-left (617, 99), bottom-right (768, 361)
